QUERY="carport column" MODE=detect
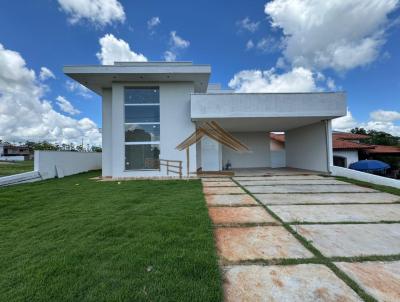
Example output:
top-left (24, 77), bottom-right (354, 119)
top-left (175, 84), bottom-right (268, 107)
top-left (325, 120), bottom-right (333, 173)
top-left (201, 136), bottom-right (222, 171)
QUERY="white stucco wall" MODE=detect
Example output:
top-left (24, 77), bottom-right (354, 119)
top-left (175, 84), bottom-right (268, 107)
top-left (191, 92), bottom-right (346, 119)
top-left (222, 132), bottom-right (270, 169)
top-left (333, 150), bottom-right (359, 167)
top-left (109, 82), bottom-right (196, 178)
top-left (34, 151), bottom-right (102, 180)
top-left (102, 88), bottom-right (112, 177)
top-left (286, 121), bottom-right (329, 172)
top-left (271, 150), bottom-right (286, 168)
top-left (331, 166), bottom-right (400, 189)
top-left (201, 136), bottom-right (222, 171)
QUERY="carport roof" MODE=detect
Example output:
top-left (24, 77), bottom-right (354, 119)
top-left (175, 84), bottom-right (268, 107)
top-left (191, 92), bottom-right (347, 131)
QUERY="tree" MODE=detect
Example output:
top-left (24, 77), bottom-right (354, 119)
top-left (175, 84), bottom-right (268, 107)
top-left (91, 146), bottom-right (102, 152)
top-left (350, 128), bottom-right (400, 146)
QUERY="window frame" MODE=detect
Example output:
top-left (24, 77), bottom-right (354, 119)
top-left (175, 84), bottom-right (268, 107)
top-left (123, 86), bottom-right (160, 171)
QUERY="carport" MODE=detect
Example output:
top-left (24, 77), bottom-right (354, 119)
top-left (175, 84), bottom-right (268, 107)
top-left (190, 92), bottom-right (346, 173)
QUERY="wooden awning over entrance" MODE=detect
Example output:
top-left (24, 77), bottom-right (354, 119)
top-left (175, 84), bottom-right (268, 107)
top-left (176, 121), bottom-right (249, 152)
top-left (175, 121), bottom-right (249, 177)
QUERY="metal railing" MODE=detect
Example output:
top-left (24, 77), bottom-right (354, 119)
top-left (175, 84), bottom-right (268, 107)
top-left (159, 159), bottom-right (182, 178)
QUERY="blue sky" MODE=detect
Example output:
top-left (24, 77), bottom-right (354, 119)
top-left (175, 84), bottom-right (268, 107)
top-left (0, 0), bottom-right (399, 145)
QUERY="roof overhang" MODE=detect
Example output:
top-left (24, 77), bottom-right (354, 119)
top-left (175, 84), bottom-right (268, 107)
top-left (63, 62), bottom-right (211, 94)
top-left (191, 92), bottom-right (346, 132)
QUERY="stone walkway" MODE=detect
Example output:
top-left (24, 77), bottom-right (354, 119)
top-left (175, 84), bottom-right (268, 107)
top-left (202, 173), bottom-right (400, 302)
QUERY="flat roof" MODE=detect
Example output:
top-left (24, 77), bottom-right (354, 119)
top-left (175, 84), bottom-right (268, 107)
top-left (63, 62), bottom-right (211, 94)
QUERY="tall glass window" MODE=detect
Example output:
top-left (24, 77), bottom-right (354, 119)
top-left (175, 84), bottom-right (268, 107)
top-left (124, 87), bottom-right (160, 170)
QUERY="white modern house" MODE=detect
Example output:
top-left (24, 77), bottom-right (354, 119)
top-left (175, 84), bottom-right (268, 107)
top-left (64, 62), bottom-right (346, 178)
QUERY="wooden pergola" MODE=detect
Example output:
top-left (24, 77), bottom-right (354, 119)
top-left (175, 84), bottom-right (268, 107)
top-left (176, 121), bottom-right (250, 176)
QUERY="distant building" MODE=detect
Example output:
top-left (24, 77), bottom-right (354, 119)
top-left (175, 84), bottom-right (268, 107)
top-left (0, 143), bottom-right (33, 160)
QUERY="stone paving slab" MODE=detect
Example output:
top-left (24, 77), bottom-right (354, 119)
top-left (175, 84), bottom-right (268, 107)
top-left (236, 179), bottom-right (348, 186)
top-left (208, 207), bottom-right (277, 225)
top-left (234, 175), bottom-right (325, 181)
top-left (201, 177), bottom-right (232, 182)
top-left (205, 194), bottom-right (258, 206)
top-left (271, 204), bottom-right (400, 223)
top-left (224, 264), bottom-right (362, 302)
top-left (295, 224), bottom-right (400, 257)
top-left (202, 181), bottom-right (237, 187)
top-left (203, 186), bottom-right (246, 195)
top-left (215, 226), bottom-right (313, 261)
top-left (335, 261), bottom-right (400, 302)
top-left (246, 184), bottom-right (377, 194)
top-left (256, 192), bottom-right (400, 205)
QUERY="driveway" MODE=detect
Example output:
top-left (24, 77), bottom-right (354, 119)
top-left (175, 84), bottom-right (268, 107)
top-left (203, 170), bottom-right (400, 302)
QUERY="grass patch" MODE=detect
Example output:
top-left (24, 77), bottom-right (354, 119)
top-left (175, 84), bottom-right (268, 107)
top-left (336, 176), bottom-right (400, 196)
top-left (0, 160), bottom-right (33, 176)
top-left (0, 172), bottom-right (222, 302)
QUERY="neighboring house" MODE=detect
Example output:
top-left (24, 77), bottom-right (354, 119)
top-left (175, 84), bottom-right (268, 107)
top-left (332, 133), bottom-right (372, 167)
top-left (270, 132), bottom-right (400, 168)
top-left (0, 143), bottom-right (33, 160)
top-left (64, 61), bottom-right (346, 178)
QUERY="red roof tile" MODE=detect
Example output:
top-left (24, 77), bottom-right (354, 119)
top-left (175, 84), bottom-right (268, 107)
top-left (367, 145), bottom-right (400, 154)
top-left (332, 132), bottom-right (370, 140)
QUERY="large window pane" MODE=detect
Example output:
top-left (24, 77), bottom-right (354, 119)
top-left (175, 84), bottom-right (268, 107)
top-left (125, 87), bottom-right (159, 104)
top-left (125, 144), bottom-right (160, 170)
top-left (125, 105), bottom-right (160, 123)
top-left (125, 124), bottom-right (160, 142)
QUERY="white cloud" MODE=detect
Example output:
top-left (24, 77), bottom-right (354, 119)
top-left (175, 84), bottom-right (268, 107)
top-left (147, 16), bottom-right (160, 30)
top-left (56, 96), bottom-right (81, 115)
top-left (326, 78), bottom-right (336, 91)
top-left (228, 67), bottom-right (319, 93)
top-left (332, 109), bottom-right (358, 132)
top-left (237, 17), bottom-right (260, 32)
top-left (58, 0), bottom-right (125, 27)
top-left (66, 80), bottom-right (93, 98)
top-left (163, 51), bottom-right (176, 62)
top-left (39, 67), bottom-right (55, 81)
top-left (170, 31), bottom-right (190, 49)
top-left (370, 109), bottom-right (400, 122)
top-left (246, 40), bottom-right (254, 50)
top-left (332, 108), bottom-right (400, 136)
top-left (163, 31), bottom-right (190, 61)
top-left (96, 34), bottom-right (147, 65)
top-left (361, 120), bottom-right (400, 136)
top-left (0, 43), bottom-right (101, 145)
top-left (265, 0), bottom-right (399, 71)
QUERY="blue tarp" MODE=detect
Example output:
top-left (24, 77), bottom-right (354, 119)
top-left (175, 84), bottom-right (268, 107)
top-left (349, 160), bottom-right (390, 172)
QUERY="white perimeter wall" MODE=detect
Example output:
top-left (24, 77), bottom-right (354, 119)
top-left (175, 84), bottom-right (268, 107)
top-left (331, 166), bottom-right (400, 189)
top-left (34, 151), bottom-right (101, 180)
top-left (333, 150), bottom-right (359, 168)
top-left (222, 132), bottom-right (270, 169)
top-left (286, 121), bottom-right (329, 172)
top-left (108, 82), bottom-right (196, 178)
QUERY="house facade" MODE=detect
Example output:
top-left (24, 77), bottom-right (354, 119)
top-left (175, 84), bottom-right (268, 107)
top-left (64, 62), bottom-right (346, 178)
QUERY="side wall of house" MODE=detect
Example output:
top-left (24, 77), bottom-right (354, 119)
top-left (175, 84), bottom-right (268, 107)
top-left (333, 150), bottom-right (359, 167)
top-left (222, 132), bottom-right (271, 169)
top-left (110, 82), bottom-right (196, 178)
top-left (286, 121), bottom-right (329, 172)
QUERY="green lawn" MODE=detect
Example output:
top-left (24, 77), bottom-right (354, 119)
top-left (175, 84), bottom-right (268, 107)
top-left (336, 176), bottom-right (400, 196)
top-left (0, 160), bottom-right (34, 177)
top-left (0, 172), bottom-right (222, 302)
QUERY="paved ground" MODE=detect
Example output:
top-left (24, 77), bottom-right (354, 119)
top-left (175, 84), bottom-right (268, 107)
top-left (203, 170), bottom-right (400, 302)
